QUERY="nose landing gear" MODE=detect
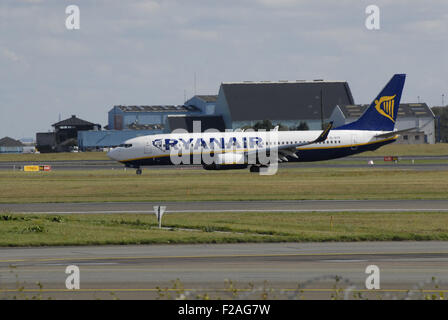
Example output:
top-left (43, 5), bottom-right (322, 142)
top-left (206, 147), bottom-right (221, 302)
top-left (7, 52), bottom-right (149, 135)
top-left (249, 165), bottom-right (270, 173)
top-left (136, 168), bottom-right (142, 175)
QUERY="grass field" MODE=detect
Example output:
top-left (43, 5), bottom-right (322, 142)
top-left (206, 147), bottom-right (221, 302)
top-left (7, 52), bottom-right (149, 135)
top-left (0, 211), bottom-right (447, 246)
top-left (0, 152), bottom-right (109, 162)
top-left (354, 143), bottom-right (448, 157)
top-left (1, 168), bottom-right (448, 203)
top-left (0, 143), bottom-right (447, 162)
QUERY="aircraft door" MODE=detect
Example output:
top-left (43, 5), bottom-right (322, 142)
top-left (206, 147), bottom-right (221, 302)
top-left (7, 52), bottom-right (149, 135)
top-left (144, 140), bottom-right (153, 154)
top-left (351, 135), bottom-right (358, 150)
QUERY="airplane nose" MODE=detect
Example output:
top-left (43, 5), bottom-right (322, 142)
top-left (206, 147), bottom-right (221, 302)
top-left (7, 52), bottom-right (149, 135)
top-left (107, 149), bottom-right (117, 160)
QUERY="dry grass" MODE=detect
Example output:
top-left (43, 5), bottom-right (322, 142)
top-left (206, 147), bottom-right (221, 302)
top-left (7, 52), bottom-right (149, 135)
top-left (354, 143), bottom-right (448, 157)
top-left (0, 211), bottom-right (447, 246)
top-left (0, 152), bottom-right (109, 162)
top-left (0, 168), bottom-right (448, 203)
top-left (1, 167), bottom-right (448, 203)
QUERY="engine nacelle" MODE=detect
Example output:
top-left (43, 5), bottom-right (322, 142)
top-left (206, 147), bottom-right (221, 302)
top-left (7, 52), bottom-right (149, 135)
top-left (202, 152), bottom-right (248, 170)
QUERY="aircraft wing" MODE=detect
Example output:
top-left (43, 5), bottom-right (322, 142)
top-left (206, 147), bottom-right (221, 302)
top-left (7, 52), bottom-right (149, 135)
top-left (374, 127), bottom-right (417, 139)
top-left (246, 121), bottom-right (333, 161)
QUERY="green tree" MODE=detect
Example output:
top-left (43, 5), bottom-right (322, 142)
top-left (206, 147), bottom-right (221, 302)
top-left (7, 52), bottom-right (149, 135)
top-left (252, 120), bottom-right (289, 131)
top-left (253, 120), bottom-right (273, 130)
top-left (295, 121), bottom-right (309, 131)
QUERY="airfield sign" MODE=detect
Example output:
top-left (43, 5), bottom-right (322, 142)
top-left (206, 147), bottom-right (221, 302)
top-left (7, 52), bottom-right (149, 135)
top-left (153, 206), bottom-right (166, 229)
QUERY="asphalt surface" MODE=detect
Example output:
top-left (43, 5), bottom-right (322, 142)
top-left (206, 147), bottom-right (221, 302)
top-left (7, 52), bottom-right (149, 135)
top-left (1, 157), bottom-right (447, 300)
top-left (1, 242), bottom-right (447, 299)
top-left (1, 157), bottom-right (448, 171)
top-left (2, 199), bottom-right (448, 214)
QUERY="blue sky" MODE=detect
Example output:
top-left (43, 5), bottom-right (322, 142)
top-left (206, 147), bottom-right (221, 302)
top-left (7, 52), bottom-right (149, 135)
top-left (0, 0), bottom-right (447, 139)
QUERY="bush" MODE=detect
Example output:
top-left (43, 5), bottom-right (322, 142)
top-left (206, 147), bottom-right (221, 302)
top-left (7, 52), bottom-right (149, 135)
top-left (47, 216), bottom-right (63, 223)
top-left (22, 225), bottom-right (45, 233)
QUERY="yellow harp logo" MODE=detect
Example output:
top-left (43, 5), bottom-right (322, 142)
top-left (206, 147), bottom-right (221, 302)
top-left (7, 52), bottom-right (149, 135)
top-left (374, 95), bottom-right (396, 122)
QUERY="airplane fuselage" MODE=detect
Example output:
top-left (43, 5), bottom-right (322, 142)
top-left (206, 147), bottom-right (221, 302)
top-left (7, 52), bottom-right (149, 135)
top-left (107, 130), bottom-right (397, 168)
top-left (106, 74), bottom-right (406, 173)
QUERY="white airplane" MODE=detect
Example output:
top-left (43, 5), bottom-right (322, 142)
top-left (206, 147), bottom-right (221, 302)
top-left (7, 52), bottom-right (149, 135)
top-left (108, 74), bottom-right (409, 174)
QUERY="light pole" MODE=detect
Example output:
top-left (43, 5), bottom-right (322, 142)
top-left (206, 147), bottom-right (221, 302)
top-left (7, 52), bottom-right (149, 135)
top-left (320, 89), bottom-right (324, 130)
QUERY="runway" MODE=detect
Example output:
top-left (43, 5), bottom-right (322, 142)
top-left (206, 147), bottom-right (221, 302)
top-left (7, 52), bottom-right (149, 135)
top-left (1, 242), bottom-right (447, 299)
top-left (2, 199), bottom-right (448, 214)
top-left (1, 157), bottom-right (448, 171)
top-left (1, 160), bottom-right (447, 300)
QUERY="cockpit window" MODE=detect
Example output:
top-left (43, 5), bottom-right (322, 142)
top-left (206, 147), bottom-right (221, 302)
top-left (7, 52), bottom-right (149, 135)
top-left (119, 144), bottom-right (133, 148)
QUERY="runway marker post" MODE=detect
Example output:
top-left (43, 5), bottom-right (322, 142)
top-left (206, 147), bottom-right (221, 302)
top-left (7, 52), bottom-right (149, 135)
top-left (153, 206), bottom-right (166, 229)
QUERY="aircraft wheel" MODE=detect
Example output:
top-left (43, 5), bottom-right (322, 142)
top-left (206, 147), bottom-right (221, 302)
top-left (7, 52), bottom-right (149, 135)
top-left (136, 168), bottom-right (142, 175)
top-left (249, 165), bottom-right (260, 173)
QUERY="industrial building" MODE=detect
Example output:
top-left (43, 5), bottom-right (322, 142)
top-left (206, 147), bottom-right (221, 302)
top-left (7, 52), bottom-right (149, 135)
top-left (77, 80), bottom-right (354, 149)
top-left (36, 115), bottom-right (101, 153)
top-left (76, 79), bottom-right (435, 150)
top-left (330, 103), bottom-right (436, 144)
top-left (78, 101), bottom-right (226, 150)
top-left (0, 137), bottom-right (24, 153)
top-left (216, 80), bottom-right (354, 130)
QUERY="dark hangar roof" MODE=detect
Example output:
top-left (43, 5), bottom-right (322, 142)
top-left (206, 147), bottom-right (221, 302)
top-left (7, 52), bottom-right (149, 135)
top-left (195, 95), bottom-right (218, 103)
top-left (221, 81), bottom-right (355, 121)
top-left (0, 136), bottom-right (24, 147)
top-left (116, 105), bottom-right (200, 112)
top-left (52, 115), bottom-right (95, 127)
top-left (339, 103), bottom-right (434, 119)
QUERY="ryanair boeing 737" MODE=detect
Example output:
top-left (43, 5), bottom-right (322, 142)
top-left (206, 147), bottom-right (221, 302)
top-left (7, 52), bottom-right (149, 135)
top-left (108, 74), bottom-right (408, 174)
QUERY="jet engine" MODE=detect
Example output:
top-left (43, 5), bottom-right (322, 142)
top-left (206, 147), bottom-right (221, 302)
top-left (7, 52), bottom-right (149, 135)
top-left (202, 152), bottom-right (248, 170)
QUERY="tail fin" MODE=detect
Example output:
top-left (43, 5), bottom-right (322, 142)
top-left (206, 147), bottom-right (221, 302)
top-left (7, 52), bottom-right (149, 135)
top-left (335, 74), bottom-right (406, 131)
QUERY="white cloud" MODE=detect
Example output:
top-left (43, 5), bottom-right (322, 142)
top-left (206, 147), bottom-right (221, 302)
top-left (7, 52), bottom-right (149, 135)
top-left (136, 0), bottom-right (160, 12)
top-left (18, 0), bottom-right (43, 3)
top-left (1, 48), bottom-right (21, 62)
top-left (402, 18), bottom-right (448, 35)
top-left (0, 0), bottom-right (446, 138)
top-left (255, 0), bottom-right (302, 7)
top-left (179, 29), bottom-right (219, 41)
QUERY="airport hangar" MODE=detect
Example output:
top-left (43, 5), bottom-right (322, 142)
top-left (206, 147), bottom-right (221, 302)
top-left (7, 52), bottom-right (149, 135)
top-left (0, 136), bottom-right (24, 154)
top-left (77, 80), bottom-right (354, 150)
top-left (53, 80), bottom-right (434, 151)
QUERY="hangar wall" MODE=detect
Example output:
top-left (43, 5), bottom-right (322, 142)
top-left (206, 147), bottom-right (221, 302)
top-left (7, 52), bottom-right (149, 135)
top-left (215, 80), bottom-right (355, 130)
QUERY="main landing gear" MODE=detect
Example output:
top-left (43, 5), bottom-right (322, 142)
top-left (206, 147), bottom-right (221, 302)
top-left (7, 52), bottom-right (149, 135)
top-left (136, 168), bottom-right (142, 175)
top-left (249, 165), bottom-right (268, 173)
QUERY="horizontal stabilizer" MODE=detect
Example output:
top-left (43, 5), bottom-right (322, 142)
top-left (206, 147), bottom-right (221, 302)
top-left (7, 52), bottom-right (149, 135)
top-left (374, 127), bottom-right (417, 139)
